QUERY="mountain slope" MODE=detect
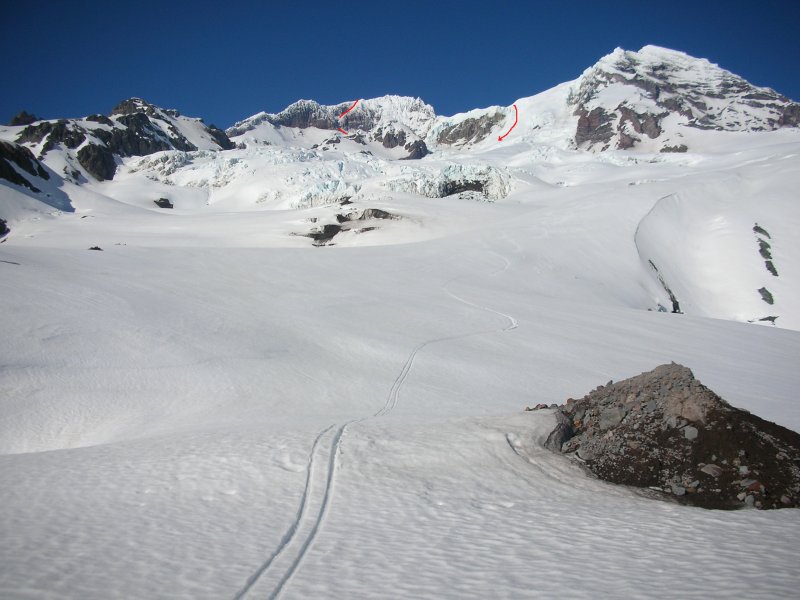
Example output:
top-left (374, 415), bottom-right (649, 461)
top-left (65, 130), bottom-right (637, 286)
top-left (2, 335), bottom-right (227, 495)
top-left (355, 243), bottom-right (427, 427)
top-left (2, 98), bottom-right (234, 182)
top-left (568, 45), bottom-right (800, 151)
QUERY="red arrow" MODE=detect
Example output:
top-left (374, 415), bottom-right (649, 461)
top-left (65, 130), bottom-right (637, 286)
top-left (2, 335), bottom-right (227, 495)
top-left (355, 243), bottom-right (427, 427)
top-left (337, 99), bottom-right (360, 135)
top-left (339, 99), bottom-right (359, 119)
top-left (498, 104), bottom-right (518, 141)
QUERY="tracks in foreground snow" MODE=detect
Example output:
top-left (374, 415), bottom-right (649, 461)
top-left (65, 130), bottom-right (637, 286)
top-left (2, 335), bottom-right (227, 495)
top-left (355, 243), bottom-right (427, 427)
top-left (234, 249), bottom-right (518, 599)
top-left (232, 424), bottom-right (344, 600)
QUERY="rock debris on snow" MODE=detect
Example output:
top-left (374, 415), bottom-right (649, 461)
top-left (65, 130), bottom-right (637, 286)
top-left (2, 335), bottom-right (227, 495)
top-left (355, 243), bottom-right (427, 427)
top-left (545, 363), bottom-right (800, 509)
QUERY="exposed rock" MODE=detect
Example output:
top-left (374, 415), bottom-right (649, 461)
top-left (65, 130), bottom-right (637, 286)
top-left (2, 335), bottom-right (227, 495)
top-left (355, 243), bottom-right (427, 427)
top-left (9, 110), bottom-right (39, 126)
top-left (206, 125), bottom-right (235, 150)
top-left (575, 107), bottom-right (614, 149)
top-left (0, 218), bottom-right (8, 237)
top-left (379, 130), bottom-right (406, 149)
top-left (358, 208), bottom-right (390, 220)
top-left (569, 46), bottom-right (800, 151)
top-left (544, 411), bottom-right (574, 452)
top-left (753, 223), bottom-right (771, 239)
top-left (18, 120), bottom-right (86, 153)
top-left (266, 99), bottom-right (340, 130)
top-left (77, 144), bottom-right (117, 181)
top-left (402, 140), bottom-right (429, 160)
top-left (700, 463), bottom-right (722, 477)
top-left (154, 198), bottom-right (173, 209)
top-left (89, 246), bottom-right (103, 251)
top-left (301, 208), bottom-right (400, 246)
top-left (683, 425), bottom-right (699, 440)
top-left (340, 208), bottom-right (399, 221)
top-left (758, 287), bottom-right (774, 305)
top-left (86, 114), bottom-right (114, 126)
top-left (14, 98), bottom-right (233, 181)
top-left (305, 224), bottom-right (342, 246)
top-left (646, 260), bottom-right (681, 313)
top-left (660, 144), bottom-right (688, 153)
top-left (436, 112), bottom-right (504, 145)
top-left (545, 363), bottom-right (800, 509)
top-left (0, 140), bottom-right (49, 192)
top-left (441, 180), bottom-right (486, 196)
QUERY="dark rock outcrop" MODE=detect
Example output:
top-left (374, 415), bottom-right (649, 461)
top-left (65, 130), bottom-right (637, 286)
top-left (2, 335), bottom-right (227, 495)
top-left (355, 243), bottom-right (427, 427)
top-left (77, 144), bottom-right (117, 181)
top-left (207, 125), bottom-right (235, 150)
top-left (337, 208), bottom-right (399, 223)
top-left (0, 140), bottom-right (49, 192)
top-left (441, 179), bottom-right (485, 196)
top-left (154, 198), bottom-right (173, 209)
top-left (86, 114), bottom-right (114, 126)
top-left (268, 100), bottom-right (340, 130)
top-left (402, 140), bottom-right (429, 160)
top-left (377, 129), bottom-right (406, 149)
top-left (436, 112), bottom-right (504, 145)
top-left (301, 208), bottom-right (400, 246)
top-left (0, 218), bottom-right (8, 237)
top-left (306, 224), bottom-right (342, 246)
top-left (9, 110), bottom-right (39, 126)
top-left (575, 107), bottom-right (614, 149)
top-left (18, 120), bottom-right (86, 152)
top-left (13, 98), bottom-right (233, 181)
top-left (545, 363), bottom-right (800, 509)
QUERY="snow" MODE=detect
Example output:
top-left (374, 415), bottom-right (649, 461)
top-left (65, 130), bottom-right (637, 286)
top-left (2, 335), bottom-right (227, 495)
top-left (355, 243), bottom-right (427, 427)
top-left (2, 47), bottom-right (800, 599)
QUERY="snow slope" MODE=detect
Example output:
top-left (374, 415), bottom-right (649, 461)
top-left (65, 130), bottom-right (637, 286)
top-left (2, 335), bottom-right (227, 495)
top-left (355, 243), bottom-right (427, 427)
top-left (1, 45), bottom-right (800, 599)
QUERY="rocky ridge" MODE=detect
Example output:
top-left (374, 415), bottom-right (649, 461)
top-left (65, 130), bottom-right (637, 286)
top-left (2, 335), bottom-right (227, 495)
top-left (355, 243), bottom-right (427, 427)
top-left (543, 363), bottom-right (800, 509)
top-left (10, 98), bottom-right (234, 181)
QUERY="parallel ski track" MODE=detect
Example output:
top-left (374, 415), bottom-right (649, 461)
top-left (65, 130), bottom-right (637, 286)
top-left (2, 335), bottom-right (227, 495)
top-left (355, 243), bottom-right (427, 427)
top-left (234, 248), bottom-right (517, 599)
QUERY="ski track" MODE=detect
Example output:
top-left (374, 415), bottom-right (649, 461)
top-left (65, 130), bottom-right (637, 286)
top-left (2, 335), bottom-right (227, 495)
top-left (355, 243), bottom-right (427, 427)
top-left (234, 248), bottom-right (518, 598)
top-left (231, 425), bottom-right (335, 600)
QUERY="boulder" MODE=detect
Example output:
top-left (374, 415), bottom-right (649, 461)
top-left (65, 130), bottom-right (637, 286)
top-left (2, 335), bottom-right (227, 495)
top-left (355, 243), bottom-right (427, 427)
top-left (545, 363), bottom-right (800, 509)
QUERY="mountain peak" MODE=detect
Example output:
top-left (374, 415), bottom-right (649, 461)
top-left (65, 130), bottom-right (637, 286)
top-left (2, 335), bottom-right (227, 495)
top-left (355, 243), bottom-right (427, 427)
top-left (111, 97), bottom-right (181, 119)
top-left (570, 45), bottom-right (800, 151)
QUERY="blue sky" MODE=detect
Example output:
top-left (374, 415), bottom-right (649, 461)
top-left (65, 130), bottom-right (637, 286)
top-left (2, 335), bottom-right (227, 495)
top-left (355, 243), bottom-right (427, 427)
top-left (2, 0), bottom-right (798, 128)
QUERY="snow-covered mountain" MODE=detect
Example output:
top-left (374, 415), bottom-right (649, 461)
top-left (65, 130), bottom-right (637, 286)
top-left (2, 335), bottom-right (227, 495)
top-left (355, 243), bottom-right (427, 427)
top-left (569, 45), bottom-right (800, 151)
top-left (1, 46), bottom-right (798, 330)
top-left (229, 45), bottom-right (799, 154)
top-left (2, 48), bottom-right (800, 598)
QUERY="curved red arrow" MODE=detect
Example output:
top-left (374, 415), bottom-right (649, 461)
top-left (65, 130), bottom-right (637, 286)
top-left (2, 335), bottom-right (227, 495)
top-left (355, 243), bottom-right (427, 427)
top-left (498, 104), bottom-right (518, 141)
top-left (337, 99), bottom-right (359, 135)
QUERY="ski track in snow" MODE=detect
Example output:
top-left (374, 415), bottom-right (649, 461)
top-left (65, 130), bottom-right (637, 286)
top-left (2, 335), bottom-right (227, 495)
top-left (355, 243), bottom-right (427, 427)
top-left (234, 247), bottom-right (518, 599)
top-left (231, 425), bottom-right (334, 600)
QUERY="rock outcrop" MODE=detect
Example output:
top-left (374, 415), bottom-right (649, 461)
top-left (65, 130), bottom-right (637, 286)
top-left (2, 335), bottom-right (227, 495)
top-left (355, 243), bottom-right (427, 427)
top-left (569, 46), bottom-right (800, 151)
top-left (0, 140), bottom-right (50, 192)
top-left (544, 363), bottom-right (800, 509)
top-left (13, 98), bottom-right (234, 181)
top-left (435, 112), bottom-right (505, 146)
top-left (8, 110), bottom-right (39, 126)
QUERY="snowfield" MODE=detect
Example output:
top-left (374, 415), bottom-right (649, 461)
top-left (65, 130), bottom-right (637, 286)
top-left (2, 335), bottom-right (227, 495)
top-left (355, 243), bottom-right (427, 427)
top-left (2, 46), bottom-right (800, 598)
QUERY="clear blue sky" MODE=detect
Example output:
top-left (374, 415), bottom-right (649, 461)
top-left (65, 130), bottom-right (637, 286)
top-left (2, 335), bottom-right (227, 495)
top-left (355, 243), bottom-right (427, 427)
top-left (2, 0), bottom-right (798, 128)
